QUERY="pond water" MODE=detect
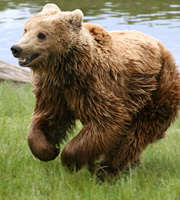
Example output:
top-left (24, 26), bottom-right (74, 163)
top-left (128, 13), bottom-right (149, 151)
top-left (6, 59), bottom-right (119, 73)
top-left (0, 0), bottom-right (180, 66)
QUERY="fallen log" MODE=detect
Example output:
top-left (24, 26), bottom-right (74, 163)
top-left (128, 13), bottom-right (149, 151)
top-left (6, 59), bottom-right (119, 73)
top-left (0, 60), bottom-right (31, 83)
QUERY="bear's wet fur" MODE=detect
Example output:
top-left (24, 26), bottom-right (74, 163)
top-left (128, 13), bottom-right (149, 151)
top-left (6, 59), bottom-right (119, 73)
top-left (11, 4), bottom-right (180, 181)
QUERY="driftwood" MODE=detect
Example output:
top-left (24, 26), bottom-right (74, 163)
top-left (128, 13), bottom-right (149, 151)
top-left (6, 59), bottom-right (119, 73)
top-left (0, 60), bottom-right (31, 83)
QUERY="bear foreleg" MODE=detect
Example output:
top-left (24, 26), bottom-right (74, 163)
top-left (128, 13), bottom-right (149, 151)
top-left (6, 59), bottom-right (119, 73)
top-left (61, 122), bottom-right (115, 172)
top-left (28, 118), bottom-right (60, 161)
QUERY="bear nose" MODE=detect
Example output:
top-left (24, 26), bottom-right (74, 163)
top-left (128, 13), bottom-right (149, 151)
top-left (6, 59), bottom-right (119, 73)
top-left (11, 45), bottom-right (22, 57)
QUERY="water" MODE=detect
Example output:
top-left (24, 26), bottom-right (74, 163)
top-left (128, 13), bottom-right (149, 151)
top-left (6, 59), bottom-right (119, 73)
top-left (0, 0), bottom-right (180, 66)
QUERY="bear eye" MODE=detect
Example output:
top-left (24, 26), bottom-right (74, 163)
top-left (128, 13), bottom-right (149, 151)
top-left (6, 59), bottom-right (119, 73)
top-left (24, 29), bottom-right (27, 34)
top-left (37, 33), bottom-right (46, 40)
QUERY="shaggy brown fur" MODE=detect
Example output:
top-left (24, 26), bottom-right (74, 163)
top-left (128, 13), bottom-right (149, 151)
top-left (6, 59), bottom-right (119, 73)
top-left (11, 4), bottom-right (180, 181)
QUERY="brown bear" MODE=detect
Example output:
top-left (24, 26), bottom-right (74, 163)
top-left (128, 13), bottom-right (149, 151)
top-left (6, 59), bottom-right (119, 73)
top-left (11, 4), bottom-right (180, 181)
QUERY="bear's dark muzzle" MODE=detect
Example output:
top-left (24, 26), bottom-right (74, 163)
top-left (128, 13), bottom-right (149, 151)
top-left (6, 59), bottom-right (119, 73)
top-left (11, 45), bottom-right (22, 57)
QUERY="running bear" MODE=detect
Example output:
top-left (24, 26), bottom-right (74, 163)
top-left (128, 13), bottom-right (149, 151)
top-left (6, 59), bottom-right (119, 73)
top-left (11, 4), bottom-right (180, 181)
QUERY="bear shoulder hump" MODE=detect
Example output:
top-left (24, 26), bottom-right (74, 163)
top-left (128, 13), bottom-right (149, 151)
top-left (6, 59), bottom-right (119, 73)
top-left (83, 23), bottom-right (112, 45)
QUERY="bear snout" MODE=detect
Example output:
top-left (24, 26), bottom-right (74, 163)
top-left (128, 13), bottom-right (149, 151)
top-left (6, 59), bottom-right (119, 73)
top-left (11, 45), bottom-right (22, 58)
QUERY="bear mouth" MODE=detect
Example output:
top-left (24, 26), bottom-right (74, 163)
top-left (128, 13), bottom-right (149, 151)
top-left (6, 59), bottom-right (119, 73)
top-left (18, 53), bottom-right (40, 66)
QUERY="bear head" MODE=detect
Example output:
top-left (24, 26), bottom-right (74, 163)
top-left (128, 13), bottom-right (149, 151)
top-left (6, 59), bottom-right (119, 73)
top-left (11, 4), bottom-right (83, 69)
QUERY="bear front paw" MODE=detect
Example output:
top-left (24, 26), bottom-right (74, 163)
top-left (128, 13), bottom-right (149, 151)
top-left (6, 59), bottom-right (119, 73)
top-left (61, 144), bottom-right (84, 171)
top-left (28, 129), bottom-right (60, 161)
top-left (96, 162), bottom-right (119, 182)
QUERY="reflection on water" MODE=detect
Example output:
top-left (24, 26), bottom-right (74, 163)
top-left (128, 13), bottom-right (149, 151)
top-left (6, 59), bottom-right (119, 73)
top-left (0, 0), bottom-right (180, 66)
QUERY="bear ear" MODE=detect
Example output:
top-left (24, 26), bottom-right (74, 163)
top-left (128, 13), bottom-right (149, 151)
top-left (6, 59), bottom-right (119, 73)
top-left (41, 4), bottom-right (61, 15)
top-left (68, 9), bottom-right (83, 28)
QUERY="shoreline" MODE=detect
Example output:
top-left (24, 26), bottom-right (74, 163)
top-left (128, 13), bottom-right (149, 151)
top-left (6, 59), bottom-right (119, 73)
top-left (0, 60), bottom-right (31, 83)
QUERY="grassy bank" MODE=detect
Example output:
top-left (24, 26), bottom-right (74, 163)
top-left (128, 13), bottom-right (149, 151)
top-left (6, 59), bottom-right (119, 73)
top-left (0, 81), bottom-right (180, 200)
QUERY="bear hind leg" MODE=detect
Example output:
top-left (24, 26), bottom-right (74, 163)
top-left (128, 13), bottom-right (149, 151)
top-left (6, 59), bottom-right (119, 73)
top-left (96, 135), bottom-right (144, 181)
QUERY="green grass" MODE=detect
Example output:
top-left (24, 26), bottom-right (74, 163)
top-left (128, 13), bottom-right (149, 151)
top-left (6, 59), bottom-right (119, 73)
top-left (0, 81), bottom-right (180, 200)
